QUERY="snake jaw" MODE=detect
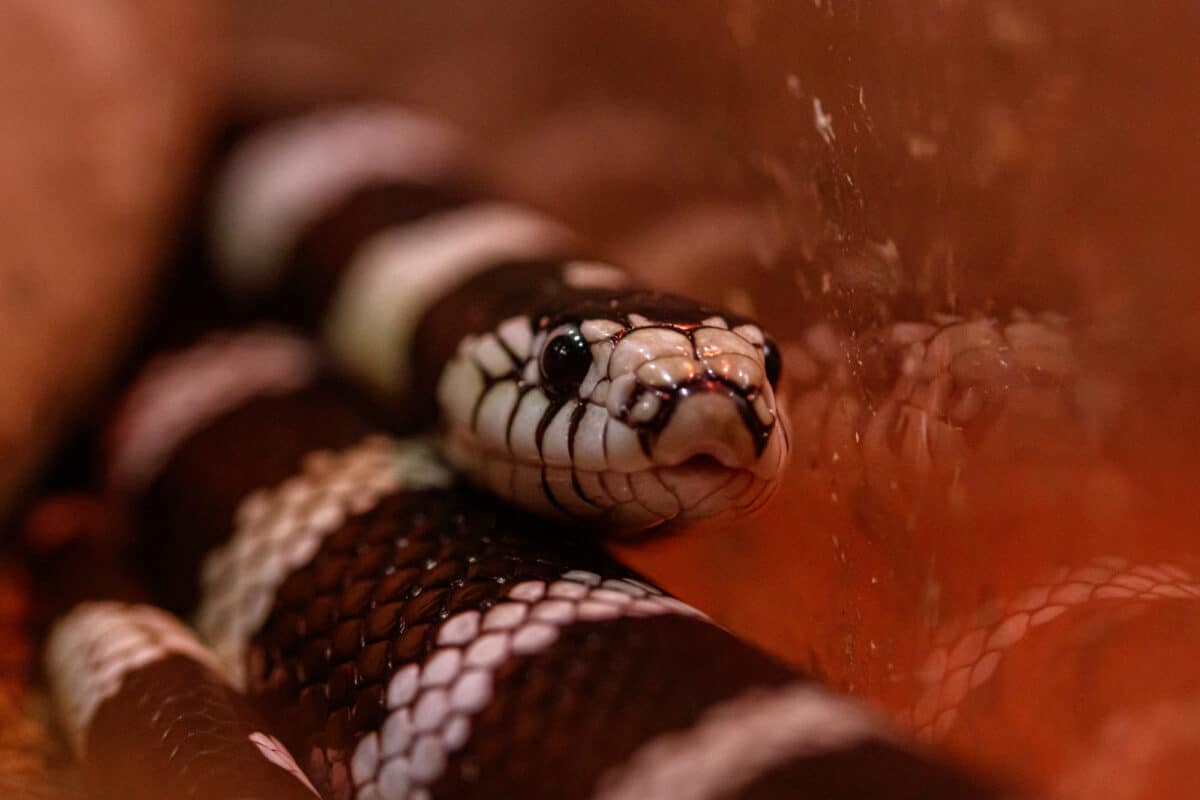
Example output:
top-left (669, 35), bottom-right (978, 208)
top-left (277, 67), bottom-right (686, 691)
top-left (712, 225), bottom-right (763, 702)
top-left (441, 421), bottom-right (784, 531)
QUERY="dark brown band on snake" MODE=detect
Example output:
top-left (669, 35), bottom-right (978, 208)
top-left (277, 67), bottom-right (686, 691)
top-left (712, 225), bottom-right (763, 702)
top-left (134, 382), bottom-right (378, 616)
top-left (87, 654), bottom-right (320, 799)
top-left (47, 603), bottom-right (320, 800)
top-left (276, 181), bottom-right (478, 329)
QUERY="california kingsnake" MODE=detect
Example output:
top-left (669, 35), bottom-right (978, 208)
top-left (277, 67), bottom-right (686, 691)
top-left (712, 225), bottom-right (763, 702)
top-left (40, 107), bottom-right (1001, 799)
top-left (208, 106), bottom-right (790, 532)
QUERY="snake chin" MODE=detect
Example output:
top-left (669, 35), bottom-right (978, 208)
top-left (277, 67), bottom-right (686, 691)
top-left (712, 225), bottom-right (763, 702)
top-left (645, 459), bottom-right (782, 527)
top-left (442, 426), bottom-right (782, 531)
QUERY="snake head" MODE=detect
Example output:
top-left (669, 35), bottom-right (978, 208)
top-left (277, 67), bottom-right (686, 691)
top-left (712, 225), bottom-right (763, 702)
top-left (438, 281), bottom-right (790, 532)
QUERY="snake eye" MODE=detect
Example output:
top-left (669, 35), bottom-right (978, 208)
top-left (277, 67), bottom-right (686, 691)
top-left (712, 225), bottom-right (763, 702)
top-left (762, 336), bottom-right (782, 388)
top-left (539, 325), bottom-right (592, 394)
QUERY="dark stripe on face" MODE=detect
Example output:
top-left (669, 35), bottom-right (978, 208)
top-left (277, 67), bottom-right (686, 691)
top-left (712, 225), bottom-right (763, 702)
top-left (506, 384), bottom-right (538, 453)
top-left (277, 181), bottom-right (475, 326)
top-left (631, 376), bottom-right (774, 461)
top-left (534, 397), bottom-right (567, 460)
top-left (570, 469), bottom-right (600, 509)
top-left (540, 464), bottom-right (573, 518)
top-left (85, 654), bottom-right (316, 800)
top-left (727, 381), bottom-right (774, 457)
top-left (469, 378), bottom-right (494, 433)
top-left (427, 614), bottom-right (797, 800)
top-left (565, 401), bottom-right (589, 464)
top-left (468, 341), bottom-right (526, 435)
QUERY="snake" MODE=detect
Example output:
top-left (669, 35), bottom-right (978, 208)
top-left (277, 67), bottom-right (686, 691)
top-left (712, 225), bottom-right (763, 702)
top-left (37, 107), bottom-right (1002, 799)
top-left (206, 106), bottom-right (790, 532)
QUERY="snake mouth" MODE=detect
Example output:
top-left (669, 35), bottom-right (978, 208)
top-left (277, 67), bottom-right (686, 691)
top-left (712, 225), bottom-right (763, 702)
top-left (672, 454), bottom-right (730, 474)
top-left (646, 458), bottom-right (780, 526)
top-left (652, 455), bottom-right (752, 499)
top-left (441, 423), bottom-right (782, 529)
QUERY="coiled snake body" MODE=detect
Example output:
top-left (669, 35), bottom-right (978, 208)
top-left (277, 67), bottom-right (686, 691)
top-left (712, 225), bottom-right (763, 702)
top-left (42, 108), bottom-right (997, 800)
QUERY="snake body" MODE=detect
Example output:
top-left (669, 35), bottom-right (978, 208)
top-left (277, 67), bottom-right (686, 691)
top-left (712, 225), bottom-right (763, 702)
top-left (39, 107), bottom-right (999, 798)
top-left (46, 330), bottom-right (994, 799)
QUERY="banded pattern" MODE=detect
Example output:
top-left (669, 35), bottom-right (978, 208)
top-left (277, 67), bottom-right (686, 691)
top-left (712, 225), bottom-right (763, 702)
top-left (212, 105), bottom-right (469, 297)
top-left (209, 107), bottom-right (791, 530)
top-left (46, 602), bottom-right (319, 800)
top-left (345, 574), bottom-right (706, 800)
top-left (106, 328), bottom-right (319, 493)
top-left (323, 203), bottom-right (574, 397)
top-left (594, 684), bottom-right (886, 800)
top-left (238, 474), bottom-right (982, 800)
top-left (46, 602), bottom-right (223, 754)
top-left (196, 436), bottom-right (454, 685)
top-left (109, 330), bottom-right (376, 616)
top-left (238, 478), bottom-right (710, 798)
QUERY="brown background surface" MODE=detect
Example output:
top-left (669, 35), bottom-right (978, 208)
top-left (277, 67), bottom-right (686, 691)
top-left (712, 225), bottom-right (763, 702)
top-left (0, 0), bottom-right (221, 519)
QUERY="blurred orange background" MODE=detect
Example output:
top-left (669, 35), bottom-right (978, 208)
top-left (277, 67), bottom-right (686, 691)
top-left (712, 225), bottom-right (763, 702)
top-left (3, 2), bottom-right (1200, 797)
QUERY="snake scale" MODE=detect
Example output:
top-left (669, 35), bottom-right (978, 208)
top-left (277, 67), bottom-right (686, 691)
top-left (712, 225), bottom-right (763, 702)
top-left (42, 107), bottom-right (1001, 799)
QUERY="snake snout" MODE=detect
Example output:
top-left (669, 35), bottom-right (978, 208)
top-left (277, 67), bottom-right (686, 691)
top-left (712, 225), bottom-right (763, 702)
top-left (654, 391), bottom-right (759, 470)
